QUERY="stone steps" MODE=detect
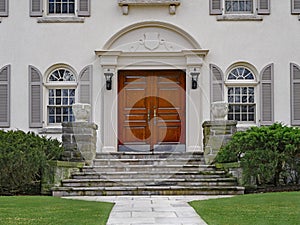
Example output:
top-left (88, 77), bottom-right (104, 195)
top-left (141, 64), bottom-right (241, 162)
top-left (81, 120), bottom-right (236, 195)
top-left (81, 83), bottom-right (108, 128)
top-left (83, 164), bottom-right (216, 173)
top-left (52, 152), bottom-right (244, 196)
top-left (93, 158), bottom-right (205, 166)
top-left (71, 171), bottom-right (227, 179)
top-left (61, 177), bottom-right (237, 187)
top-left (95, 152), bottom-right (204, 160)
top-left (52, 186), bottom-right (245, 196)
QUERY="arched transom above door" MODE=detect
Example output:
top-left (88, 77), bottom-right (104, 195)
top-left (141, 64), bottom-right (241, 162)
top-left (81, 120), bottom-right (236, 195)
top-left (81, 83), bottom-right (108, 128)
top-left (95, 21), bottom-right (208, 69)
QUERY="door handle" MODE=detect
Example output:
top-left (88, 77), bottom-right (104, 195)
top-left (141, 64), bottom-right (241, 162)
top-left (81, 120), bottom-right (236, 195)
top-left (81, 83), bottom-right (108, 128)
top-left (153, 107), bottom-right (157, 125)
top-left (147, 109), bottom-right (151, 123)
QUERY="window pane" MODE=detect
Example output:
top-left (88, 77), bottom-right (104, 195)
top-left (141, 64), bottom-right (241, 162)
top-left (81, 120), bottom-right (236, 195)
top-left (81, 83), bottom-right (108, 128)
top-left (248, 114), bottom-right (254, 121)
top-left (70, 98), bottom-right (75, 105)
top-left (56, 116), bottom-right (61, 123)
top-left (49, 116), bottom-right (55, 123)
top-left (62, 3), bottom-right (68, 13)
top-left (49, 98), bottom-right (54, 105)
top-left (249, 105), bottom-right (255, 112)
top-left (63, 89), bottom-right (68, 96)
top-left (242, 114), bottom-right (247, 121)
top-left (49, 107), bottom-right (55, 115)
top-left (69, 3), bottom-right (75, 13)
top-left (56, 107), bottom-right (61, 114)
top-left (249, 87), bottom-right (254, 94)
top-left (56, 3), bottom-right (61, 13)
top-left (63, 107), bottom-right (69, 114)
top-left (234, 105), bottom-right (240, 112)
top-left (69, 89), bottom-right (75, 96)
top-left (242, 105), bottom-right (248, 112)
top-left (56, 89), bottom-right (61, 96)
top-left (235, 96), bottom-right (240, 103)
top-left (63, 98), bottom-right (68, 105)
top-left (249, 96), bottom-right (254, 103)
top-left (56, 98), bottom-right (61, 105)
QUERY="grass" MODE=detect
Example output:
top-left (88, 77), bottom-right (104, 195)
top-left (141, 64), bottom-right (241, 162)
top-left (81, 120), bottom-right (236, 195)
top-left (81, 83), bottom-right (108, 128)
top-left (0, 196), bottom-right (114, 225)
top-left (190, 192), bottom-right (300, 225)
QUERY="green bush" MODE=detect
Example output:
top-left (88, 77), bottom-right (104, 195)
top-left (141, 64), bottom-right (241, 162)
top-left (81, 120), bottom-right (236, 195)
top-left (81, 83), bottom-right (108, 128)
top-left (215, 123), bottom-right (300, 186)
top-left (0, 130), bottom-right (64, 195)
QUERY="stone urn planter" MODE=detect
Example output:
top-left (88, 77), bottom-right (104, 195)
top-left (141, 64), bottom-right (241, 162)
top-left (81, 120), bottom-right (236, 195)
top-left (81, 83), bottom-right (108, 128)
top-left (211, 101), bottom-right (229, 121)
top-left (72, 103), bottom-right (91, 122)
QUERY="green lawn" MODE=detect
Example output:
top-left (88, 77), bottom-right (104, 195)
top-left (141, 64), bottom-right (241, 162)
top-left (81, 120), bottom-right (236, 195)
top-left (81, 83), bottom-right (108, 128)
top-left (190, 192), bottom-right (300, 225)
top-left (0, 196), bottom-right (114, 225)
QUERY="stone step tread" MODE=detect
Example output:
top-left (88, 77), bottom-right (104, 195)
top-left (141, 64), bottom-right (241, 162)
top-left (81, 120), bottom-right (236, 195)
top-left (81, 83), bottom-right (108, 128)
top-left (62, 177), bottom-right (236, 183)
top-left (96, 152), bottom-right (204, 156)
top-left (86, 164), bottom-right (215, 169)
top-left (93, 158), bottom-right (204, 162)
top-left (73, 170), bottom-right (227, 176)
top-left (53, 185), bottom-right (244, 191)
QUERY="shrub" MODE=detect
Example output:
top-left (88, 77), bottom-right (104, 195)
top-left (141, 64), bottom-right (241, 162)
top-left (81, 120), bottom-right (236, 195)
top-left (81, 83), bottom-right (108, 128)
top-left (0, 130), bottom-right (64, 195)
top-left (215, 123), bottom-right (300, 186)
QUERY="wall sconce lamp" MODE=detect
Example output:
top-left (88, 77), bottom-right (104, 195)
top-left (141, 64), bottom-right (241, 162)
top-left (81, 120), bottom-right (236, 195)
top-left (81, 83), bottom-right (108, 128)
top-left (104, 70), bottom-right (114, 90)
top-left (190, 70), bottom-right (200, 89)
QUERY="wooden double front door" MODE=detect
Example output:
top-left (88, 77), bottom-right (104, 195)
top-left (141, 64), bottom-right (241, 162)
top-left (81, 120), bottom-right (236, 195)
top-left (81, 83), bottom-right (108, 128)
top-left (118, 70), bottom-right (186, 152)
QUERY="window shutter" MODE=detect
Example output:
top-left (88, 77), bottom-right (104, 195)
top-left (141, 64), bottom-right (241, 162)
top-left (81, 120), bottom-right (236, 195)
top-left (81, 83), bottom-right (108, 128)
top-left (30, 0), bottom-right (43, 17)
top-left (29, 66), bottom-right (43, 128)
top-left (291, 63), bottom-right (300, 125)
top-left (79, 65), bottom-right (92, 120)
top-left (0, 65), bottom-right (10, 127)
top-left (78, 0), bottom-right (90, 16)
top-left (292, 0), bottom-right (300, 14)
top-left (258, 0), bottom-right (270, 15)
top-left (0, 0), bottom-right (8, 17)
top-left (209, 0), bottom-right (222, 15)
top-left (260, 64), bottom-right (274, 125)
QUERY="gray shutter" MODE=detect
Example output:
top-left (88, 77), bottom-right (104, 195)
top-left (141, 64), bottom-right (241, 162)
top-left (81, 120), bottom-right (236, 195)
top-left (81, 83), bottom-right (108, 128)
top-left (209, 0), bottom-right (222, 15)
top-left (29, 66), bottom-right (43, 128)
top-left (30, 0), bottom-right (43, 17)
top-left (292, 0), bottom-right (300, 14)
top-left (260, 64), bottom-right (274, 125)
top-left (79, 65), bottom-right (92, 120)
top-left (0, 65), bottom-right (10, 127)
top-left (258, 0), bottom-right (270, 15)
top-left (210, 64), bottom-right (224, 104)
top-left (291, 63), bottom-right (300, 125)
top-left (78, 0), bottom-right (90, 16)
top-left (0, 0), bottom-right (8, 17)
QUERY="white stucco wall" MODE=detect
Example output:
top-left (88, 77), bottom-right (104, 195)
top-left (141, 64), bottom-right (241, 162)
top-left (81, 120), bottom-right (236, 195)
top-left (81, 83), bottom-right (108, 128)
top-left (0, 1), bottom-right (299, 149)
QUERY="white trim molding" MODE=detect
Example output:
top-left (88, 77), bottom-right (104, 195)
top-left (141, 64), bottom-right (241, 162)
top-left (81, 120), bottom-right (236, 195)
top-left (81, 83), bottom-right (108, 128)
top-left (118, 0), bottom-right (181, 15)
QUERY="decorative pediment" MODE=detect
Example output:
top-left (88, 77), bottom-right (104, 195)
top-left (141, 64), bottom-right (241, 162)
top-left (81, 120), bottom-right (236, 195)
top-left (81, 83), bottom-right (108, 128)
top-left (118, 0), bottom-right (181, 15)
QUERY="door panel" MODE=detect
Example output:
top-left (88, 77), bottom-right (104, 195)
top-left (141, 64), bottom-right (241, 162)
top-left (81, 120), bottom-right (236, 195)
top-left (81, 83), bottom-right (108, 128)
top-left (118, 70), bottom-right (186, 152)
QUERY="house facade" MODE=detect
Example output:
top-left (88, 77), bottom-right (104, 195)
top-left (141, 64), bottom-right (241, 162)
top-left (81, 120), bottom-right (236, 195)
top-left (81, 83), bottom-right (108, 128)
top-left (1, 0), bottom-right (300, 153)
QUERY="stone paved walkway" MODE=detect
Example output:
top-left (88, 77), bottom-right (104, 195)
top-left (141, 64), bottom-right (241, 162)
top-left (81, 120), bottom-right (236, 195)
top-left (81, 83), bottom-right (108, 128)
top-left (65, 195), bottom-right (231, 225)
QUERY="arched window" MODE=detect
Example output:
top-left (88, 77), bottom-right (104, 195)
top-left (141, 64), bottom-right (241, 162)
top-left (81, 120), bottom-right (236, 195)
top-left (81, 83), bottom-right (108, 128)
top-left (226, 66), bottom-right (257, 122)
top-left (46, 67), bottom-right (77, 124)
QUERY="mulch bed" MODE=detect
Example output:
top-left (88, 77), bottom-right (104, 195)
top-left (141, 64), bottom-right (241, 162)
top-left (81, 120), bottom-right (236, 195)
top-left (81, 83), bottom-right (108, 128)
top-left (245, 185), bottom-right (300, 194)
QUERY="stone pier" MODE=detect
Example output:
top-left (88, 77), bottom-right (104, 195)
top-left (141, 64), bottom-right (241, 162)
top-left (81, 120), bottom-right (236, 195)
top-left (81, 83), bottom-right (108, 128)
top-left (202, 120), bottom-right (237, 164)
top-left (62, 122), bottom-right (98, 165)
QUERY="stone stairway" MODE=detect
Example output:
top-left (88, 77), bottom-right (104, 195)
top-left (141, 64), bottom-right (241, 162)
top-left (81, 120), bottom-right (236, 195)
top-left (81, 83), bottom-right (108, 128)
top-left (52, 152), bottom-right (244, 196)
